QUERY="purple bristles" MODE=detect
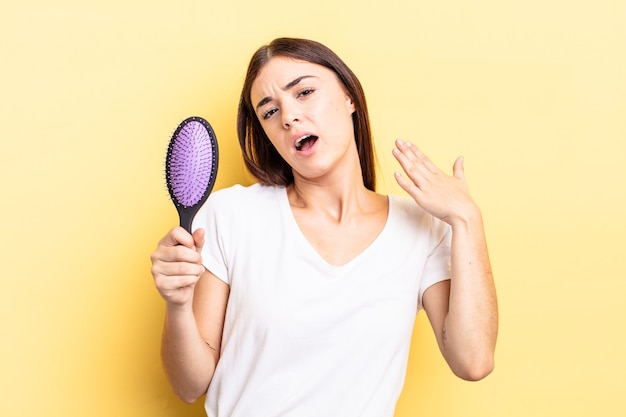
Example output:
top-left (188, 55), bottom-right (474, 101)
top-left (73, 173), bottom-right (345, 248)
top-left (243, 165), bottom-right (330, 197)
top-left (168, 120), bottom-right (214, 208)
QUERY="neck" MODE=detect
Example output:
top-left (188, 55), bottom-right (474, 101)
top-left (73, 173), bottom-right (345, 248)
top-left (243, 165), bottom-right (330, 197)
top-left (288, 170), bottom-right (375, 223)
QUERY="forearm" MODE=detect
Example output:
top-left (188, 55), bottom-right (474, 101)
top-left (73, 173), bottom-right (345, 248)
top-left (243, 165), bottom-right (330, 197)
top-left (161, 303), bottom-right (217, 403)
top-left (443, 207), bottom-right (498, 380)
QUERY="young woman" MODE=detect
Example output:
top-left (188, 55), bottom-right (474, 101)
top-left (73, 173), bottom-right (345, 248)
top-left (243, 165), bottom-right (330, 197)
top-left (150, 37), bottom-right (497, 417)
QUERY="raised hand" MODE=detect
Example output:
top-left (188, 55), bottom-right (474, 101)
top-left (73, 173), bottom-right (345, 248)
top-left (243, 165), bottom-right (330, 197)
top-left (392, 139), bottom-right (478, 226)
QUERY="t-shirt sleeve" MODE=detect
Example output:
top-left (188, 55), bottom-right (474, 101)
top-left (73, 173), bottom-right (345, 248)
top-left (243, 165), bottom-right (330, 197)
top-left (417, 220), bottom-right (452, 311)
top-left (191, 189), bottom-right (232, 285)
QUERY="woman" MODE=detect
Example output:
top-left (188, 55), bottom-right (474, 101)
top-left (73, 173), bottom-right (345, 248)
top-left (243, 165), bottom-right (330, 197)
top-left (151, 37), bottom-right (497, 417)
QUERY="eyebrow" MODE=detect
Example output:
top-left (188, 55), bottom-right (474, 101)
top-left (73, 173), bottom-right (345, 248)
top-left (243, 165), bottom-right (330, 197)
top-left (255, 75), bottom-right (315, 111)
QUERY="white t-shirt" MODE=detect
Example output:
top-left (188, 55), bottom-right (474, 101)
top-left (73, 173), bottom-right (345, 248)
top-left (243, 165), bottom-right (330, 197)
top-left (193, 183), bottom-right (451, 417)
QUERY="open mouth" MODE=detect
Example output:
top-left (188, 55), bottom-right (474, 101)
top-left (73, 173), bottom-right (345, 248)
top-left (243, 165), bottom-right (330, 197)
top-left (295, 135), bottom-right (318, 151)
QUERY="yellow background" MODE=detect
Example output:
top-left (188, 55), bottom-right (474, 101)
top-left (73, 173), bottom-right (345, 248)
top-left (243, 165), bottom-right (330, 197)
top-left (1, 0), bottom-right (624, 416)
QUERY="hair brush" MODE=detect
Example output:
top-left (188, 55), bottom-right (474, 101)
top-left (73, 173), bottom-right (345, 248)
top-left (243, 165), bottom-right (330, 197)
top-left (165, 116), bottom-right (219, 233)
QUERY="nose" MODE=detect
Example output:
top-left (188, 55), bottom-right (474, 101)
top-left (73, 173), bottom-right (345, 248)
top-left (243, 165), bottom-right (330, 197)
top-left (281, 102), bottom-right (300, 129)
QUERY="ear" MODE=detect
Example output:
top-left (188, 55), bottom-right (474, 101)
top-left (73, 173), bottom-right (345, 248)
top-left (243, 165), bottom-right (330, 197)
top-left (345, 95), bottom-right (356, 114)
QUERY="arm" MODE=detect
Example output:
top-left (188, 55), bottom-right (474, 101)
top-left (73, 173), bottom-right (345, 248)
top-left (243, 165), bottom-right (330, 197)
top-left (422, 209), bottom-right (497, 380)
top-left (151, 227), bottom-right (230, 402)
top-left (392, 139), bottom-right (498, 380)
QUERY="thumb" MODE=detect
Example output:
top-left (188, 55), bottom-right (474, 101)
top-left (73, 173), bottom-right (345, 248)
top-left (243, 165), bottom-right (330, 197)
top-left (453, 156), bottom-right (465, 180)
top-left (162, 226), bottom-right (194, 248)
top-left (192, 228), bottom-right (206, 253)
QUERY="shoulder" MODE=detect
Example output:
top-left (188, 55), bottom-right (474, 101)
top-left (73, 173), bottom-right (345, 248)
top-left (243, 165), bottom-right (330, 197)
top-left (193, 183), bottom-right (285, 233)
top-left (208, 183), bottom-right (285, 207)
top-left (388, 194), bottom-right (451, 238)
top-left (388, 194), bottom-right (428, 223)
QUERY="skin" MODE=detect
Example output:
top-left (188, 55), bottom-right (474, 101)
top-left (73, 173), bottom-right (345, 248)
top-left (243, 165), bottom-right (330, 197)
top-left (393, 140), bottom-right (498, 380)
top-left (150, 56), bottom-right (498, 403)
top-left (251, 58), bottom-right (388, 266)
top-left (150, 228), bottom-right (229, 403)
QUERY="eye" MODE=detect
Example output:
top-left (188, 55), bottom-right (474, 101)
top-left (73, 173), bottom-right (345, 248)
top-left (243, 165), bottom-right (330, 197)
top-left (262, 108), bottom-right (278, 120)
top-left (297, 88), bottom-right (315, 98)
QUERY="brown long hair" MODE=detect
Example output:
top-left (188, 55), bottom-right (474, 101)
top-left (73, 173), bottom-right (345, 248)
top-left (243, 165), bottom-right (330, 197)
top-left (237, 37), bottom-right (377, 191)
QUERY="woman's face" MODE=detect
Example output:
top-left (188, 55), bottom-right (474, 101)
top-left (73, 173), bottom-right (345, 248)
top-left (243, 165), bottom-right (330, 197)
top-left (250, 57), bottom-right (357, 183)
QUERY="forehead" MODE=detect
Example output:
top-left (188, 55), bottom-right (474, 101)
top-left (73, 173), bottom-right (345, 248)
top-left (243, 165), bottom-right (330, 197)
top-left (250, 57), bottom-right (340, 97)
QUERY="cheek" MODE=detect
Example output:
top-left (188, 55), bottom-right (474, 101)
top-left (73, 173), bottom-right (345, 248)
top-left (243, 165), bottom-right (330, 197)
top-left (332, 100), bottom-right (356, 128)
top-left (265, 132), bottom-right (283, 152)
top-left (259, 119), bottom-right (281, 142)
top-left (262, 126), bottom-right (291, 157)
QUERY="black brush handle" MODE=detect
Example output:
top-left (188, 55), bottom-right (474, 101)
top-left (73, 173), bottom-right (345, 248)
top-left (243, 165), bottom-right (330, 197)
top-left (178, 207), bottom-right (195, 234)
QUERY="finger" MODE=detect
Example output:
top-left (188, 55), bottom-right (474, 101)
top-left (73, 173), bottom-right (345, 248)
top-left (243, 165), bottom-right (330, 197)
top-left (394, 140), bottom-right (440, 179)
top-left (396, 140), bottom-right (441, 173)
top-left (394, 139), bottom-right (423, 166)
top-left (394, 170), bottom-right (423, 200)
top-left (453, 156), bottom-right (466, 181)
top-left (152, 258), bottom-right (205, 279)
top-left (394, 170), bottom-right (411, 191)
top-left (160, 227), bottom-right (195, 249)
top-left (393, 140), bottom-right (424, 173)
top-left (156, 271), bottom-right (199, 287)
top-left (393, 142), bottom-right (433, 186)
top-left (151, 243), bottom-right (203, 266)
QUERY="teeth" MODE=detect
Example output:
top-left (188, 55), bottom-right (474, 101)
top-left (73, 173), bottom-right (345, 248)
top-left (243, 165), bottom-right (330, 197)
top-left (295, 135), bottom-right (311, 150)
